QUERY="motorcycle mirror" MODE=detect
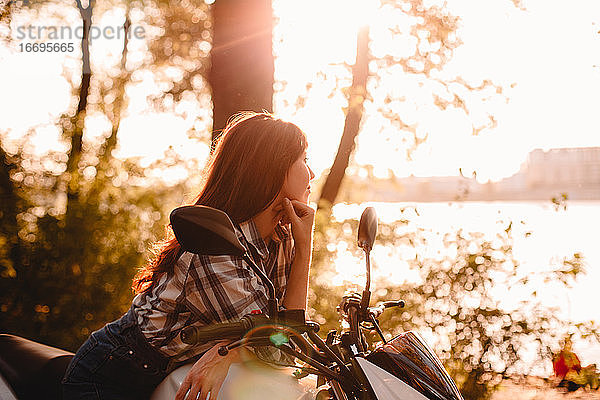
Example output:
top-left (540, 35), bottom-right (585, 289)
top-left (170, 205), bottom-right (280, 319)
top-left (357, 207), bottom-right (378, 252)
top-left (358, 207), bottom-right (377, 312)
top-left (170, 205), bottom-right (246, 256)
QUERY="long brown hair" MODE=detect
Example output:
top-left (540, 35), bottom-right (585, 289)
top-left (132, 112), bottom-right (307, 293)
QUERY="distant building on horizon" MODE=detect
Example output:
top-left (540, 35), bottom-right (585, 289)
top-left (349, 147), bottom-right (600, 202)
top-left (526, 147), bottom-right (600, 188)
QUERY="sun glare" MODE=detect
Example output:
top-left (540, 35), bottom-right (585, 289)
top-left (273, 0), bottom-right (378, 71)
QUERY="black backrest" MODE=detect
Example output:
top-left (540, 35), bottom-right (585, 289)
top-left (0, 334), bottom-right (74, 400)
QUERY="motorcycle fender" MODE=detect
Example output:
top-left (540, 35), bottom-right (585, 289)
top-left (355, 358), bottom-right (429, 400)
top-left (0, 373), bottom-right (18, 400)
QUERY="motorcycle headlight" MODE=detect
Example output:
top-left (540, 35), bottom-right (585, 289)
top-left (366, 331), bottom-right (463, 400)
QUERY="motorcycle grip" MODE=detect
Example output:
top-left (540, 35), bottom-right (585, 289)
top-left (180, 320), bottom-right (248, 345)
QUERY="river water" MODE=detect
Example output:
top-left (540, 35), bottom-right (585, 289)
top-left (330, 201), bottom-right (600, 368)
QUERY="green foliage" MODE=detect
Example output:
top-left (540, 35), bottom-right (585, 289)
top-left (145, 0), bottom-right (211, 98)
top-left (307, 206), bottom-right (599, 400)
top-left (0, 145), bottom-right (185, 351)
top-left (551, 193), bottom-right (569, 211)
top-left (307, 206), bottom-right (349, 333)
top-left (0, 0), bottom-right (210, 351)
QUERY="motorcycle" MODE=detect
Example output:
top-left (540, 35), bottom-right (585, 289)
top-left (0, 206), bottom-right (464, 400)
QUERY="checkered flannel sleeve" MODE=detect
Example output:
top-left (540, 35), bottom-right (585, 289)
top-left (183, 253), bottom-right (296, 365)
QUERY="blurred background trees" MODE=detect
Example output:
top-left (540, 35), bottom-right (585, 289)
top-left (1, 1), bottom-right (598, 399)
top-left (309, 212), bottom-right (599, 399)
top-left (0, 0), bottom-right (196, 349)
top-left (317, 0), bottom-right (504, 208)
top-left (0, 0), bottom-right (274, 350)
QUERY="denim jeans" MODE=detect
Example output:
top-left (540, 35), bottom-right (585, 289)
top-left (62, 307), bottom-right (173, 400)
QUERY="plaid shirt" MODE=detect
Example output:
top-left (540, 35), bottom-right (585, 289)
top-left (132, 218), bottom-right (295, 363)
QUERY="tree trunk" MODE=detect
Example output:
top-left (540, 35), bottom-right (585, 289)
top-left (318, 27), bottom-right (370, 209)
top-left (0, 142), bottom-right (17, 226)
top-left (64, 0), bottom-right (93, 219)
top-left (209, 0), bottom-right (274, 143)
top-left (0, 139), bottom-right (23, 292)
top-left (0, 140), bottom-right (20, 249)
top-left (102, 10), bottom-right (130, 164)
top-left (94, 6), bottom-right (130, 187)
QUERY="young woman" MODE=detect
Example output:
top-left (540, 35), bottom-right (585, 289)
top-left (62, 112), bottom-right (316, 400)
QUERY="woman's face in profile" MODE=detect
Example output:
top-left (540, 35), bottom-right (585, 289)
top-left (281, 151), bottom-right (315, 204)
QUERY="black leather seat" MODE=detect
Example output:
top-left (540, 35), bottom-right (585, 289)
top-left (0, 334), bottom-right (74, 400)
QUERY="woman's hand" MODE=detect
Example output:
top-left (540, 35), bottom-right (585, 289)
top-left (175, 341), bottom-right (241, 400)
top-left (282, 198), bottom-right (315, 254)
top-left (281, 198), bottom-right (314, 310)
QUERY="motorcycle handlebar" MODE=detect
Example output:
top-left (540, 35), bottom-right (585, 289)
top-left (369, 300), bottom-right (406, 318)
top-left (180, 319), bottom-right (250, 345)
top-left (382, 300), bottom-right (405, 308)
top-left (180, 312), bottom-right (310, 346)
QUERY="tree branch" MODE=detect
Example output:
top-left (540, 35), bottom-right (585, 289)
top-left (318, 27), bottom-right (370, 208)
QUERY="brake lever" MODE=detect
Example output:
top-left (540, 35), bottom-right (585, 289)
top-left (368, 299), bottom-right (405, 318)
top-left (382, 300), bottom-right (405, 309)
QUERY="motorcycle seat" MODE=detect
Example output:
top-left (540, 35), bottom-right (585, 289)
top-left (0, 334), bottom-right (74, 400)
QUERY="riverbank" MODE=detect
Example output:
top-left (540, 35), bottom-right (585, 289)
top-left (491, 377), bottom-right (600, 400)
